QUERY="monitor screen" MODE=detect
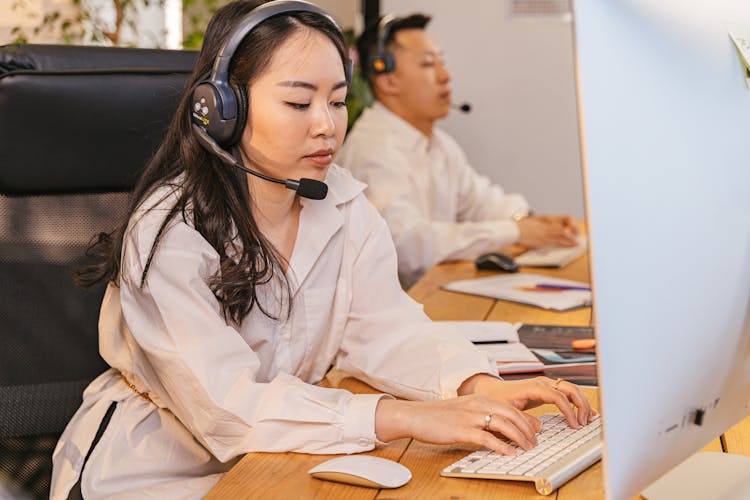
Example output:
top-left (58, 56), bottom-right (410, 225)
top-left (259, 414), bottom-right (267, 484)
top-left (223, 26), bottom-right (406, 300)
top-left (574, 1), bottom-right (750, 498)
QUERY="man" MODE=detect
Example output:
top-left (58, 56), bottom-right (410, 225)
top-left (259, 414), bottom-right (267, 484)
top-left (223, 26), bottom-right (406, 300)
top-left (337, 14), bottom-right (578, 288)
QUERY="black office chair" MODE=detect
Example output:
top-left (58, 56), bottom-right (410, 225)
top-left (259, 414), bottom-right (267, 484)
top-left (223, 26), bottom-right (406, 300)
top-left (0, 44), bottom-right (196, 499)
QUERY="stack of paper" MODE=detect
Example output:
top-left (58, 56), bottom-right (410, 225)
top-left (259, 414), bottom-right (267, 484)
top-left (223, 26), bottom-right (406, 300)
top-left (442, 273), bottom-right (592, 312)
top-left (431, 321), bottom-right (520, 342)
top-left (477, 342), bottom-right (546, 374)
top-left (453, 322), bottom-right (597, 375)
top-left (453, 323), bottom-right (545, 374)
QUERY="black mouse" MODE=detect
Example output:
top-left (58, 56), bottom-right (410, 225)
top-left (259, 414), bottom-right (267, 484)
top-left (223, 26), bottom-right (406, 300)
top-left (475, 252), bottom-right (519, 273)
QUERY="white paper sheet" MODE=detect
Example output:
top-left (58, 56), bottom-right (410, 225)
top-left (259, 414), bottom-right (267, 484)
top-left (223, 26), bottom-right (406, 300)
top-left (442, 273), bottom-right (592, 311)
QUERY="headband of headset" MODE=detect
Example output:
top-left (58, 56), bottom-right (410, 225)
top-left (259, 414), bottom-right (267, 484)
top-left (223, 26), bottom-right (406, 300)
top-left (191, 0), bottom-right (350, 146)
top-left (370, 14), bottom-right (397, 75)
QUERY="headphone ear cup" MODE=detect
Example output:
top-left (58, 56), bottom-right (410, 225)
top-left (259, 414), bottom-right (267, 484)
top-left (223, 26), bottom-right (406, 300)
top-left (224, 83), bottom-right (248, 147)
top-left (370, 52), bottom-right (395, 75)
top-left (191, 82), bottom-right (224, 138)
top-left (191, 81), bottom-right (238, 146)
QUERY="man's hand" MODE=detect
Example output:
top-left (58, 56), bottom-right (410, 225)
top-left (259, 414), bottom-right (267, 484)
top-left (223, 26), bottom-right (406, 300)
top-left (517, 215), bottom-right (578, 248)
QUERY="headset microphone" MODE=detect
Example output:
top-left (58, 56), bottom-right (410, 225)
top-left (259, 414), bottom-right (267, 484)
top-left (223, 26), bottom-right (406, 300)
top-left (452, 102), bottom-right (472, 113)
top-left (192, 124), bottom-right (328, 200)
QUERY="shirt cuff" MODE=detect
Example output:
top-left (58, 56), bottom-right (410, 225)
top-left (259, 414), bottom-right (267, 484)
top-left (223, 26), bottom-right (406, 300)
top-left (442, 368), bottom-right (500, 400)
top-left (494, 219), bottom-right (522, 247)
top-left (439, 345), bottom-right (498, 399)
top-left (343, 393), bottom-right (395, 450)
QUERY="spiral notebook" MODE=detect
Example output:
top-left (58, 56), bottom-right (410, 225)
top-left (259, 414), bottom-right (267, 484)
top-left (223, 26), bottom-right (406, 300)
top-left (442, 273), bottom-right (592, 311)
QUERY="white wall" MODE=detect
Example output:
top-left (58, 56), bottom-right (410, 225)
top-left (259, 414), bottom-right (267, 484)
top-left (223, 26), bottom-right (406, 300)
top-left (382, 0), bottom-right (585, 217)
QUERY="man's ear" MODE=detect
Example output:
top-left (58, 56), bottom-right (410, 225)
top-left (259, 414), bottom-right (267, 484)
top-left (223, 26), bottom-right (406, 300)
top-left (373, 72), bottom-right (400, 97)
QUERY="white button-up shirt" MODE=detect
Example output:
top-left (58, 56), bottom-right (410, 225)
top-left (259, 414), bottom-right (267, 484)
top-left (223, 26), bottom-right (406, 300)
top-left (337, 102), bottom-right (530, 287)
top-left (50, 165), bottom-right (497, 499)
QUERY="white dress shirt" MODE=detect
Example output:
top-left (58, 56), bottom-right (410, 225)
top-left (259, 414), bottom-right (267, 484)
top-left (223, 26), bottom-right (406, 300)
top-left (337, 102), bottom-right (530, 287)
top-left (49, 165), bottom-right (498, 499)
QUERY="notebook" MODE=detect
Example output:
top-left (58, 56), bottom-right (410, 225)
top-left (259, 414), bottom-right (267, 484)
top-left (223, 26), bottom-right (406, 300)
top-left (475, 341), bottom-right (546, 374)
top-left (467, 334), bottom-right (596, 375)
top-left (442, 273), bottom-right (592, 311)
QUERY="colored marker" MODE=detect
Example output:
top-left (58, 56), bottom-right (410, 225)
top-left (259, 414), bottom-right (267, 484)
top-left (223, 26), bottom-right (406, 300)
top-left (535, 283), bottom-right (591, 292)
top-left (515, 286), bottom-right (565, 293)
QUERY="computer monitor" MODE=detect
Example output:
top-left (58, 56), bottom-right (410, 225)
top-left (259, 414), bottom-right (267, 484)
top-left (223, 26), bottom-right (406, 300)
top-left (573, 1), bottom-right (750, 499)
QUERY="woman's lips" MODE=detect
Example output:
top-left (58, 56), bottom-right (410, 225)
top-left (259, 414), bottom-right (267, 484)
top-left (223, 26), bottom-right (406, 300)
top-left (305, 149), bottom-right (334, 167)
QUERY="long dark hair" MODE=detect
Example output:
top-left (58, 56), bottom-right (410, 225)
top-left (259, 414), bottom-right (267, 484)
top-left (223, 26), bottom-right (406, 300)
top-left (77, 0), bottom-right (350, 326)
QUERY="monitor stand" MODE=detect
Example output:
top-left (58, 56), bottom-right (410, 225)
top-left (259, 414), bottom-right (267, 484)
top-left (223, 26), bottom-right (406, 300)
top-left (641, 452), bottom-right (750, 500)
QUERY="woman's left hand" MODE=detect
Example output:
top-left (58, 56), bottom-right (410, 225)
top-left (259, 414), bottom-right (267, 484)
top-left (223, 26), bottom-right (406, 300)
top-left (459, 374), bottom-right (595, 428)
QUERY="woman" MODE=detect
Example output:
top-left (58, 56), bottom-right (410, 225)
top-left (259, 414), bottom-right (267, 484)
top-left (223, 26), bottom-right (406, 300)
top-left (51, 1), bottom-right (593, 498)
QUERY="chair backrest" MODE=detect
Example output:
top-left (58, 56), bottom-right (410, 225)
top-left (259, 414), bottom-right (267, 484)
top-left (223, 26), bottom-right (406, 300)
top-left (0, 43), bottom-right (196, 498)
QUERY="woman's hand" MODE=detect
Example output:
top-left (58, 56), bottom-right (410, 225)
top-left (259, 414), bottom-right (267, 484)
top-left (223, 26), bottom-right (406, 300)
top-left (460, 374), bottom-right (595, 428)
top-left (374, 395), bottom-right (541, 455)
top-left (373, 375), bottom-right (595, 454)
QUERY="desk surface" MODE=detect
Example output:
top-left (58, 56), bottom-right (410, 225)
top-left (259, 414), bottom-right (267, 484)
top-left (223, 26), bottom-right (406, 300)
top-left (208, 373), bottom-right (606, 500)
top-left (209, 249), bottom-right (748, 499)
top-left (408, 246), bottom-right (593, 327)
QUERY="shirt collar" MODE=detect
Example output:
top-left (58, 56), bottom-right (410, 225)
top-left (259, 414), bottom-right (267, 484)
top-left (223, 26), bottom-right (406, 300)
top-left (289, 165), bottom-right (364, 295)
top-left (317, 164), bottom-right (365, 206)
top-left (369, 101), bottom-right (433, 153)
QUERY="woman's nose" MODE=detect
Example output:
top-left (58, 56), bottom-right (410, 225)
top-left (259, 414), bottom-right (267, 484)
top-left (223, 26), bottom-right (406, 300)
top-left (312, 104), bottom-right (336, 137)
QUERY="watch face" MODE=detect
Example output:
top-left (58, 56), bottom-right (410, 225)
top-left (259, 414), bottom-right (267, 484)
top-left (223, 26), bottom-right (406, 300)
top-left (512, 211), bottom-right (530, 222)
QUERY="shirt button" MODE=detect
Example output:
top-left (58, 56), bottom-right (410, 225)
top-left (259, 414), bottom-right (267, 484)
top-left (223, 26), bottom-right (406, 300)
top-left (357, 438), bottom-right (370, 447)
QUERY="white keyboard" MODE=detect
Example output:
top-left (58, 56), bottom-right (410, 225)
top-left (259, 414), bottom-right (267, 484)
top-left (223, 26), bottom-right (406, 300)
top-left (514, 236), bottom-right (587, 268)
top-left (441, 413), bottom-right (602, 495)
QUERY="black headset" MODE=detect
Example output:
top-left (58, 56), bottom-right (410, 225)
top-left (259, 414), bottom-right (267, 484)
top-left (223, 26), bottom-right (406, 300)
top-left (369, 14), bottom-right (397, 75)
top-left (190, 0), bottom-right (349, 147)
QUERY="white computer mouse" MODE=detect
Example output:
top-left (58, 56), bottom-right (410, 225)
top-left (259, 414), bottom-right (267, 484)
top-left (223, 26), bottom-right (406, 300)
top-left (308, 455), bottom-right (412, 489)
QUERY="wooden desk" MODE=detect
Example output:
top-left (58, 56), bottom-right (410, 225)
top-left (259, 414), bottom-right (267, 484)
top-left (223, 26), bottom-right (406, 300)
top-left (408, 245), bottom-right (592, 327)
top-left (209, 251), bottom-right (749, 499)
top-left (208, 371), bottom-right (603, 500)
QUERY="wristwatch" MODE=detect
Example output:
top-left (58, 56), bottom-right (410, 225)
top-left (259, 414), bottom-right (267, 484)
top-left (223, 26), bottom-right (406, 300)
top-left (511, 210), bottom-right (531, 222)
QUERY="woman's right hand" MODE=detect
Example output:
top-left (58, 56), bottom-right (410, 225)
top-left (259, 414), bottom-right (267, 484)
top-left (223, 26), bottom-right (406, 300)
top-left (374, 395), bottom-right (541, 455)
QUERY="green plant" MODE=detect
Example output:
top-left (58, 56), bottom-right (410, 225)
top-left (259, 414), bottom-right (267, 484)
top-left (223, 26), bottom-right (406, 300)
top-left (10, 0), bottom-right (164, 46)
top-left (346, 67), bottom-right (372, 131)
top-left (181, 0), bottom-right (228, 49)
top-left (343, 28), bottom-right (372, 130)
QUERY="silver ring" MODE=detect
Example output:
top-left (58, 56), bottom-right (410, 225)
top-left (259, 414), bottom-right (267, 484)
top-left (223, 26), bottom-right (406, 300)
top-left (484, 413), bottom-right (493, 431)
top-left (554, 378), bottom-right (563, 389)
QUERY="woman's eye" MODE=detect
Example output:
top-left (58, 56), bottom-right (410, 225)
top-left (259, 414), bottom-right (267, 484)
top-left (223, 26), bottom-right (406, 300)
top-left (421, 61), bottom-right (436, 68)
top-left (332, 101), bottom-right (346, 108)
top-left (285, 102), bottom-right (310, 110)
